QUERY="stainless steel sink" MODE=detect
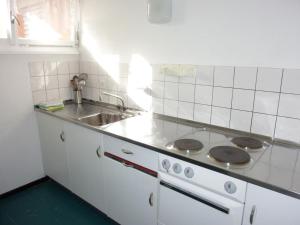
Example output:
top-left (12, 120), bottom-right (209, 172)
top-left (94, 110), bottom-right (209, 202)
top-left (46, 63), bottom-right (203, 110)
top-left (78, 113), bottom-right (132, 127)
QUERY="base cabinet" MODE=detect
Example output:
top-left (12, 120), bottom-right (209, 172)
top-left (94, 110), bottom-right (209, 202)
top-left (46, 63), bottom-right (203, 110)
top-left (242, 184), bottom-right (300, 225)
top-left (38, 112), bottom-right (300, 225)
top-left (37, 112), bottom-right (69, 188)
top-left (37, 113), bottom-right (106, 213)
top-left (64, 122), bottom-right (106, 213)
top-left (104, 156), bottom-right (158, 225)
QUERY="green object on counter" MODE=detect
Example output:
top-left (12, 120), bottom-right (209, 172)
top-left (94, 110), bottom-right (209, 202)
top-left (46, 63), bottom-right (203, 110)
top-left (36, 100), bottom-right (65, 112)
top-left (39, 105), bottom-right (64, 112)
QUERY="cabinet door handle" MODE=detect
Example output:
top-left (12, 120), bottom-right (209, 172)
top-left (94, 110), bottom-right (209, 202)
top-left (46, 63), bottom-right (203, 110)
top-left (122, 162), bottom-right (134, 168)
top-left (96, 146), bottom-right (101, 158)
top-left (60, 131), bottom-right (65, 142)
top-left (149, 192), bottom-right (154, 207)
top-left (250, 205), bottom-right (256, 224)
top-left (121, 149), bottom-right (134, 155)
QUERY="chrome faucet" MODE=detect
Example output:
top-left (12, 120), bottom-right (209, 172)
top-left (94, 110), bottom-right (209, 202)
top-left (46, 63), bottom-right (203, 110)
top-left (101, 92), bottom-right (126, 112)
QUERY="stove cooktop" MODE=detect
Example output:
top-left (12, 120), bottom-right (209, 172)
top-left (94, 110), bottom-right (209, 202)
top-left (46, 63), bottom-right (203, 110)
top-left (164, 127), bottom-right (270, 169)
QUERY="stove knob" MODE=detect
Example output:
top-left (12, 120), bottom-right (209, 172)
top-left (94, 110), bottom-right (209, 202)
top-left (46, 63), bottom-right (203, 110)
top-left (224, 181), bottom-right (237, 194)
top-left (162, 159), bottom-right (171, 171)
top-left (173, 163), bottom-right (182, 174)
top-left (184, 167), bottom-right (194, 178)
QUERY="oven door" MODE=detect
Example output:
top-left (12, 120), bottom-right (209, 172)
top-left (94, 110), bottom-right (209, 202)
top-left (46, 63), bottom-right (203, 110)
top-left (158, 173), bottom-right (244, 225)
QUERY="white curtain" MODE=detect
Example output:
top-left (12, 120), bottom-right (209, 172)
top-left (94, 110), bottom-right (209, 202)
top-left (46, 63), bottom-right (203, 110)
top-left (15, 0), bottom-right (75, 41)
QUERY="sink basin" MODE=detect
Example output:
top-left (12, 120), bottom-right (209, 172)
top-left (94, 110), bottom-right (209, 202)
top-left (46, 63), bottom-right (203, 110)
top-left (78, 113), bottom-right (131, 127)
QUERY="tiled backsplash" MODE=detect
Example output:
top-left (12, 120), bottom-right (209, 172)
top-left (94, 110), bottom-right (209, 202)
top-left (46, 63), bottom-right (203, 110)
top-left (29, 60), bottom-right (79, 104)
top-left (28, 60), bottom-right (300, 143)
top-left (78, 61), bottom-right (300, 143)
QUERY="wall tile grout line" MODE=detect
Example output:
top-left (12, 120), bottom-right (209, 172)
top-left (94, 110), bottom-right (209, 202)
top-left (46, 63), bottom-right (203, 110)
top-left (250, 67), bottom-right (259, 133)
top-left (162, 68), bottom-right (167, 115)
top-left (192, 69), bottom-right (197, 121)
top-left (55, 62), bottom-right (61, 99)
top-left (42, 61), bottom-right (48, 102)
top-left (229, 67), bottom-right (236, 128)
top-left (272, 69), bottom-right (285, 139)
top-left (209, 66), bottom-right (216, 125)
top-left (177, 82), bottom-right (300, 96)
top-left (176, 66), bottom-right (180, 117)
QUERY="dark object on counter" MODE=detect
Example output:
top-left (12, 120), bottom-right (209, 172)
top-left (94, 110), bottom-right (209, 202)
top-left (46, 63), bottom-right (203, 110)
top-left (71, 73), bottom-right (88, 104)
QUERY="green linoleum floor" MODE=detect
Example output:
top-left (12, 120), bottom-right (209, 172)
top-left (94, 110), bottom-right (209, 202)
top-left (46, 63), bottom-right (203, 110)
top-left (0, 179), bottom-right (119, 225)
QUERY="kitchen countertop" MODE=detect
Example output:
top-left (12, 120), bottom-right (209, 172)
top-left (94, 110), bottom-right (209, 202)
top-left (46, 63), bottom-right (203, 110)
top-left (35, 101), bottom-right (300, 199)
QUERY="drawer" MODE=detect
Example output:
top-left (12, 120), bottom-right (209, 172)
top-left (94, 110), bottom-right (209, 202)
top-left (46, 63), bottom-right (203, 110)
top-left (103, 135), bottom-right (158, 171)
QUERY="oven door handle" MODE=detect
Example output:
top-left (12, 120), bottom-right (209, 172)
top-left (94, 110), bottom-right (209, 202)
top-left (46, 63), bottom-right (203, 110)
top-left (160, 180), bottom-right (230, 214)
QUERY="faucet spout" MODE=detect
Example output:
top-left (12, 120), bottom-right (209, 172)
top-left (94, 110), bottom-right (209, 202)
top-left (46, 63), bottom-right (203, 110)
top-left (102, 92), bottom-right (126, 112)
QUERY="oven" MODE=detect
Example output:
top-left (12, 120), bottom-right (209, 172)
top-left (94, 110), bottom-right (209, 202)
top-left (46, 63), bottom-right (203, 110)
top-left (158, 172), bottom-right (245, 225)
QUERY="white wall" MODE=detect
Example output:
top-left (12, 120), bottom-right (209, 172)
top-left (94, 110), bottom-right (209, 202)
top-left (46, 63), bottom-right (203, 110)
top-left (0, 53), bottom-right (78, 194)
top-left (80, 0), bottom-right (300, 68)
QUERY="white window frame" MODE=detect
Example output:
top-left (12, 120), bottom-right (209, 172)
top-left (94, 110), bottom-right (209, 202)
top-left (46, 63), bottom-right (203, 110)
top-left (7, 0), bottom-right (80, 48)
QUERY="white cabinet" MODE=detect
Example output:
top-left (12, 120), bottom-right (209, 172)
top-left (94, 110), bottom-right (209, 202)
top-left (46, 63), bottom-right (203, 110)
top-left (37, 113), bottom-right (159, 225)
top-left (64, 122), bottom-right (106, 213)
top-left (104, 156), bottom-right (158, 225)
top-left (37, 113), bottom-right (106, 213)
top-left (103, 135), bottom-right (159, 225)
top-left (242, 184), bottom-right (300, 225)
top-left (36, 112), bottom-right (69, 188)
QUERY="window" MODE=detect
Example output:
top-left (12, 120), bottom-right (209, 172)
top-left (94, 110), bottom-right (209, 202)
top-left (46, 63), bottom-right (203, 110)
top-left (0, 0), bottom-right (79, 46)
top-left (0, 0), bottom-right (8, 38)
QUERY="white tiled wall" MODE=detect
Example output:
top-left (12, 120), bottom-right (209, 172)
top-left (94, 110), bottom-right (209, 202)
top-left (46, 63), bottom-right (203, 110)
top-left (26, 59), bottom-right (300, 143)
top-left (29, 60), bottom-right (79, 104)
top-left (78, 61), bottom-right (300, 143)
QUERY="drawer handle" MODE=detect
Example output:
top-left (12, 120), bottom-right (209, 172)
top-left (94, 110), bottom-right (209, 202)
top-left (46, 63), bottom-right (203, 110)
top-left (96, 146), bottom-right (101, 158)
top-left (122, 149), bottom-right (134, 155)
top-left (149, 192), bottom-right (154, 207)
top-left (250, 205), bottom-right (256, 224)
top-left (60, 131), bottom-right (65, 142)
top-left (122, 162), bottom-right (134, 168)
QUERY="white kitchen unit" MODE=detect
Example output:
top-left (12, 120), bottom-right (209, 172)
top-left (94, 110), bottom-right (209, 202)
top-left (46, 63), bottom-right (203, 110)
top-left (103, 135), bottom-right (158, 225)
top-left (36, 112), bottom-right (300, 225)
top-left (64, 122), bottom-right (106, 213)
top-left (242, 184), bottom-right (300, 225)
top-left (36, 112), bottom-right (69, 188)
top-left (158, 154), bottom-right (246, 225)
top-left (37, 113), bottom-right (107, 213)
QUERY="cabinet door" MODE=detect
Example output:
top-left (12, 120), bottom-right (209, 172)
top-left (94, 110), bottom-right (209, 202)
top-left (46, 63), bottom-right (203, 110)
top-left (104, 156), bottom-right (157, 225)
top-left (64, 122), bottom-right (105, 213)
top-left (36, 112), bottom-right (69, 188)
top-left (242, 184), bottom-right (300, 225)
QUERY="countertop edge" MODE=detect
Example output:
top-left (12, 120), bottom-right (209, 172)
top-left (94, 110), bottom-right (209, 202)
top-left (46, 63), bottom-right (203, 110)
top-left (35, 108), bottom-right (300, 200)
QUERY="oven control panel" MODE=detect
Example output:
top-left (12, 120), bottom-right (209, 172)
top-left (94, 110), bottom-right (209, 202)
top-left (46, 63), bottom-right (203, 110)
top-left (159, 154), bottom-right (247, 202)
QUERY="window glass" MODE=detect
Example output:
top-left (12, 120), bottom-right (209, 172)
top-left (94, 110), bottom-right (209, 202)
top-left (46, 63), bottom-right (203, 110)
top-left (0, 0), bottom-right (8, 38)
top-left (14, 0), bottom-right (77, 42)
